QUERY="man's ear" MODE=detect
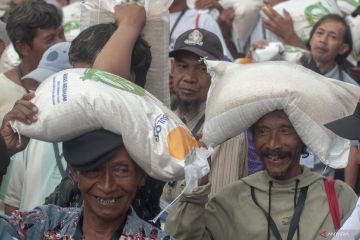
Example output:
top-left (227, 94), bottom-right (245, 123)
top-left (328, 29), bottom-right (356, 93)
top-left (14, 40), bottom-right (31, 57)
top-left (69, 167), bottom-right (79, 183)
top-left (338, 43), bottom-right (350, 56)
top-left (170, 57), bottom-right (175, 75)
top-left (137, 169), bottom-right (147, 187)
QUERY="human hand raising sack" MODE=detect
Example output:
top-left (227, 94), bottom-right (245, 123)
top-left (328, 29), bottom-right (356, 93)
top-left (0, 93), bottom-right (38, 156)
top-left (263, 7), bottom-right (295, 42)
top-left (114, 3), bottom-right (146, 32)
top-left (262, 6), bottom-right (306, 49)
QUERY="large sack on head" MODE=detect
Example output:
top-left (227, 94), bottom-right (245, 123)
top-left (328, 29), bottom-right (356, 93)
top-left (80, 0), bottom-right (171, 107)
top-left (203, 61), bottom-right (360, 168)
top-left (12, 68), bottom-right (208, 182)
top-left (264, 0), bottom-right (342, 43)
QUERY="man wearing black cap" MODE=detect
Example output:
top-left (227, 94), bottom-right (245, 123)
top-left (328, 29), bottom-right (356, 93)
top-left (0, 128), bottom-right (173, 239)
top-left (326, 100), bottom-right (360, 239)
top-left (170, 27), bottom-right (223, 122)
top-left (0, 3), bottom-right (164, 224)
top-left (162, 28), bottom-right (248, 211)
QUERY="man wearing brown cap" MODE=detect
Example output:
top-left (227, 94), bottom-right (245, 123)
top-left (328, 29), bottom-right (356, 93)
top-left (161, 28), bottom-right (248, 213)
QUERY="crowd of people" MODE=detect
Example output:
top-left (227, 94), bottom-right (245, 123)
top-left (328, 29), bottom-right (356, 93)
top-left (0, 0), bottom-right (359, 239)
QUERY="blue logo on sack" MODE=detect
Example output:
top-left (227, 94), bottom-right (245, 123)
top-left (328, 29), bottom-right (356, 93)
top-left (153, 114), bottom-right (168, 142)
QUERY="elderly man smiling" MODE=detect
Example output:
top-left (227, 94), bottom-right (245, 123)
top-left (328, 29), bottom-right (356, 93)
top-left (165, 61), bottom-right (359, 240)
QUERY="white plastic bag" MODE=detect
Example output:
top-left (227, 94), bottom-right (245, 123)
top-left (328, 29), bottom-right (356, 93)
top-left (251, 42), bottom-right (310, 64)
top-left (282, 45), bottom-right (311, 64)
top-left (13, 68), bottom-right (210, 182)
top-left (80, 0), bottom-right (171, 107)
top-left (62, 1), bottom-right (81, 41)
top-left (263, 0), bottom-right (342, 43)
top-left (203, 61), bottom-right (360, 169)
top-left (346, 15), bottom-right (360, 64)
top-left (0, 44), bottom-right (20, 73)
top-left (251, 42), bottom-right (284, 62)
top-left (336, 0), bottom-right (358, 15)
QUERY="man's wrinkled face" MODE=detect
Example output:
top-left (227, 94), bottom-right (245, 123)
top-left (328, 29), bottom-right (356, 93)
top-left (253, 110), bottom-right (303, 180)
top-left (310, 19), bottom-right (349, 66)
top-left (73, 146), bottom-right (146, 223)
top-left (171, 51), bottom-right (211, 110)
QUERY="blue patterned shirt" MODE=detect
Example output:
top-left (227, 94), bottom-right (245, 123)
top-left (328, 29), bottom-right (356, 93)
top-left (0, 204), bottom-right (174, 239)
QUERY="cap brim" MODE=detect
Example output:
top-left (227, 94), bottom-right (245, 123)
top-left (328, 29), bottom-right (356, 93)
top-left (169, 47), bottom-right (219, 60)
top-left (22, 67), bottom-right (56, 83)
top-left (63, 129), bottom-right (123, 172)
top-left (325, 115), bottom-right (360, 140)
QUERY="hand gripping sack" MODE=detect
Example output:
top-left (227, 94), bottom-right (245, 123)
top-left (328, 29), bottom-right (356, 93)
top-left (263, 0), bottom-right (342, 43)
top-left (12, 68), bottom-right (210, 183)
top-left (221, 0), bottom-right (264, 54)
top-left (80, 0), bottom-right (171, 107)
top-left (203, 61), bottom-right (360, 168)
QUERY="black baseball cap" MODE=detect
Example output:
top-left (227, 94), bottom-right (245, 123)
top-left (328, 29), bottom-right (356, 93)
top-left (63, 129), bottom-right (123, 171)
top-left (169, 28), bottom-right (224, 60)
top-left (325, 101), bottom-right (360, 140)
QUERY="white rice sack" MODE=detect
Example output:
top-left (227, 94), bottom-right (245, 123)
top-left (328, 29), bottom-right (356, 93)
top-left (222, 0), bottom-right (263, 53)
top-left (203, 61), bottom-right (360, 168)
top-left (80, 0), bottom-right (123, 31)
top-left (336, 0), bottom-right (358, 15)
top-left (12, 68), bottom-right (207, 182)
top-left (142, 0), bottom-right (172, 108)
top-left (264, 0), bottom-right (342, 43)
top-left (63, 1), bottom-right (81, 41)
top-left (80, 0), bottom-right (171, 107)
top-left (346, 15), bottom-right (360, 62)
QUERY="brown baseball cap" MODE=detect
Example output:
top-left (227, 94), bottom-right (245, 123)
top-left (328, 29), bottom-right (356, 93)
top-left (169, 28), bottom-right (224, 60)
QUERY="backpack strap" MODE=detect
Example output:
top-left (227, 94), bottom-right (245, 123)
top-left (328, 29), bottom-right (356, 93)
top-left (324, 179), bottom-right (341, 231)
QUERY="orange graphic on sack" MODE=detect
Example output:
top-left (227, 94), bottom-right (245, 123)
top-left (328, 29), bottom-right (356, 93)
top-left (167, 126), bottom-right (199, 160)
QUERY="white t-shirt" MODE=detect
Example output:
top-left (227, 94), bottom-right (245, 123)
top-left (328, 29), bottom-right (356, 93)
top-left (169, 9), bottom-right (233, 60)
top-left (2, 140), bottom-right (66, 211)
top-left (0, 72), bottom-right (26, 122)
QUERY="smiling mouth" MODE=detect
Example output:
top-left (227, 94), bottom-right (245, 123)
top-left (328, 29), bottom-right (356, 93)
top-left (266, 155), bottom-right (283, 161)
top-left (95, 196), bottom-right (120, 206)
top-left (264, 152), bottom-right (290, 162)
